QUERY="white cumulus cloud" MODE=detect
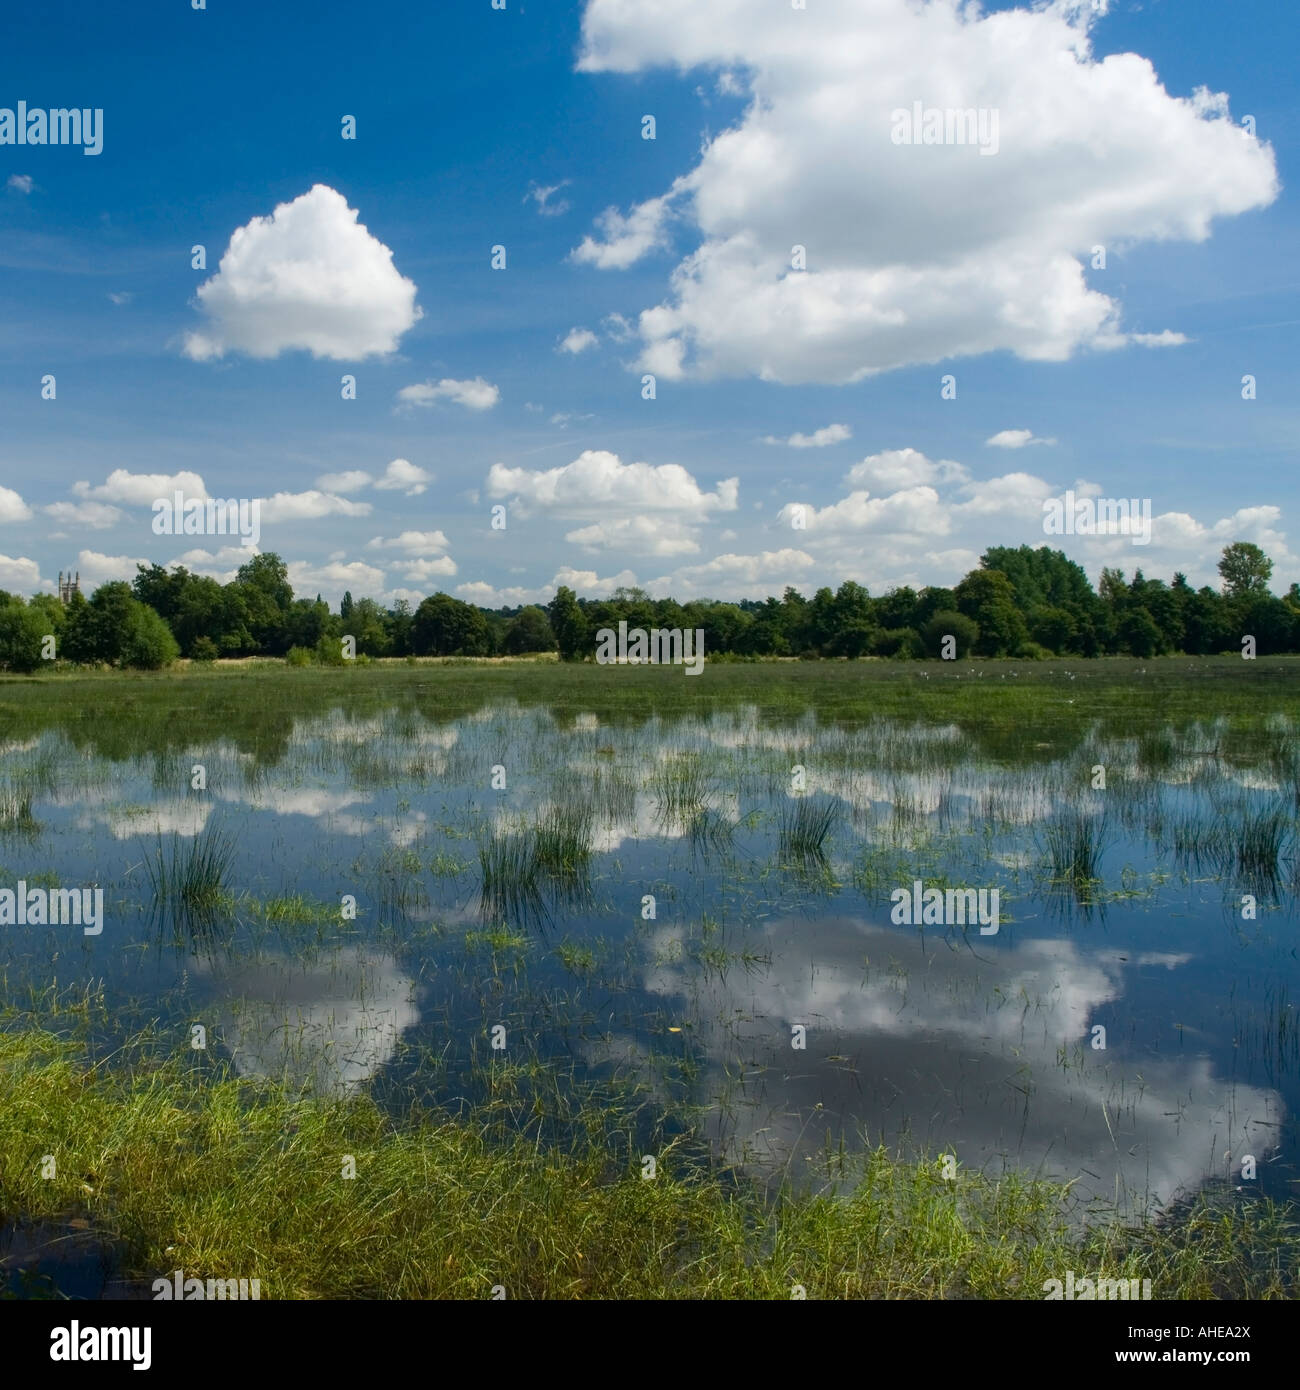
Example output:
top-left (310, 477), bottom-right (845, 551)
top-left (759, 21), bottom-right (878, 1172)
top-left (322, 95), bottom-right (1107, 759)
top-left (258, 491), bottom-right (372, 523)
top-left (74, 470), bottom-right (208, 506)
top-left (574, 0), bottom-right (1278, 383)
top-left (986, 429), bottom-right (1057, 449)
top-left (0, 486), bottom-right (33, 523)
top-left (76, 549), bottom-right (149, 586)
top-left (390, 556), bottom-right (459, 583)
top-left (566, 516), bottom-right (702, 557)
top-left (762, 424), bottom-right (852, 448)
top-left (43, 501), bottom-right (125, 529)
top-left (365, 530), bottom-right (451, 553)
top-left (0, 554), bottom-right (42, 589)
top-left (396, 377), bottom-right (500, 410)
top-left (372, 459), bottom-right (432, 495)
top-left (487, 449), bottom-right (738, 521)
top-left (559, 327), bottom-right (600, 354)
top-left (183, 184), bottom-right (421, 361)
top-left (315, 469), bottom-right (373, 494)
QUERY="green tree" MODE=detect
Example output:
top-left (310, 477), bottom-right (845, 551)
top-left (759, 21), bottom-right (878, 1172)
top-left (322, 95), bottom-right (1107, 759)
top-left (63, 582), bottom-right (135, 664)
top-left (503, 606), bottom-right (555, 654)
top-left (234, 552), bottom-right (294, 653)
top-left (1237, 594), bottom-right (1295, 655)
top-left (875, 586), bottom-right (918, 632)
top-left (0, 598), bottom-right (48, 671)
top-left (348, 597), bottom-right (391, 656)
top-left (411, 593), bottom-right (490, 656)
top-left (548, 587), bottom-right (589, 662)
top-left (120, 602), bottom-right (180, 669)
top-left (953, 570), bottom-right (1026, 655)
top-left (827, 581), bottom-right (875, 656)
top-left (1028, 605), bottom-right (1078, 655)
top-left (1118, 606), bottom-right (1163, 658)
top-left (982, 545), bottom-right (1094, 610)
top-left (921, 610), bottom-right (979, 659)
top-left (1218, 542), bottom-right (1272, 599)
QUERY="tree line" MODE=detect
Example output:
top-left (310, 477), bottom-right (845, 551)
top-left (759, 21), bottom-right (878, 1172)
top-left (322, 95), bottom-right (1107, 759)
top-left (0, 541), bottom-right (1294, 672)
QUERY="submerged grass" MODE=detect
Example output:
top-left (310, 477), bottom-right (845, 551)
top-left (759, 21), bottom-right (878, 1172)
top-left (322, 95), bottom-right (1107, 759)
top-left (0, 1026), bottom-right (1294, 1300)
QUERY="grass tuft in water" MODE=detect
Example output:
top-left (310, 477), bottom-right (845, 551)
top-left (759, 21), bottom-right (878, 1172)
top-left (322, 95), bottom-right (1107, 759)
top-left (144, 824), bottom-right (238, 921)
top-left (779, 797), bottom-right (839, 864)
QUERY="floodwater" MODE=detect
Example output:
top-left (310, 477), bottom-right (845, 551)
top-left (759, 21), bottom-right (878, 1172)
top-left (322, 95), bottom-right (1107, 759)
top-left (2, 678), bottom-right (1297, 1271)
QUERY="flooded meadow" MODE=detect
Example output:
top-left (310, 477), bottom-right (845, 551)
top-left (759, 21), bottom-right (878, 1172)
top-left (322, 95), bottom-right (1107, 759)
top-left (2, 657), bottom-right (1298, 1297)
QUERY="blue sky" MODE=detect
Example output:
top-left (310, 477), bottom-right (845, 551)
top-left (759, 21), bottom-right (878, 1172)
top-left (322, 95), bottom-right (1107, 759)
top-left (1, 0), bottom-right (1296, 607)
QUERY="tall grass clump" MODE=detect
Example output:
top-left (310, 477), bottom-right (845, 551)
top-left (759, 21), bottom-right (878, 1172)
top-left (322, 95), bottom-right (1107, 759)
top-left (530, 803), bottom-right (593, 883)
top-left (0, 782), bottom-right (40, 837)
top-left (478, 804), bottom-right (593, 925)
top-left (651, 754), bottom-right (711, 825)
top-left (779, 796), bottom-right (839, 864)
top-left (1040, 805), bottom-right (1110, 895)
top-left (478, 833), bottom-right (542, 924)
top-left (1229, 799), bottom-right (1290, 883)
top-left (144, 824), bottom-right (238, 916)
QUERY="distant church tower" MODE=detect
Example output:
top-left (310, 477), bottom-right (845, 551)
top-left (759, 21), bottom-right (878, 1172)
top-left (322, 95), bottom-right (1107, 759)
top-left (57, 569), bottom-right (81, 604)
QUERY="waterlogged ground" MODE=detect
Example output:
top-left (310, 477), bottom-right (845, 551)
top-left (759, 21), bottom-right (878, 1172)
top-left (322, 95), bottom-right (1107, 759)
top-left (1, 659), bottom-right (1298, 1249)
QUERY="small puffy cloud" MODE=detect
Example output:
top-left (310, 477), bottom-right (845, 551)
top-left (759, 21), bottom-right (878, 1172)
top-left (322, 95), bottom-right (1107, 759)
top-left (396, 377), bottom-right (500, 411)
top-left (566, 515), bottom-right (702, 557)
top-left (954, 471), bottom-right (1056, 517)
top-left (286, 559), bottom-right (388, 602)
top-left (559, 327), bottom-right (600, 354)
top-left (778, 487), bottom-right (948, 537)
top-left (762, 423), bottom-right (852, 449)
top-left (525, 180), bottom-right (572, 217)
top-left (183, 184), bottom-right (421, 362)
top-left (602, 312), bottom-right (636, 342)
top-left (550, 411), bottom-right (595, 428)
top-left (551, 564), bottom-right (643, 596)
top-left (0, 554), bottom-right (42, 589)
top-left (1129, 330), bottom-right (1190, 348)
top-left (6, 174), bottom-right (33, 194)
top-left (986, 429), bottom-right (1057, 449)
top-left (650, 548), bottom-right (816, 600)
top-left (108, 291), bottom-right (133, 306)
top-left (0, 486), bottom-right (33, 523)
top-left (372, 458), bottom-right (432, 495)
top-left (487, 449), bottom-right (738, 520)
top-left (42, 501), bottom-right (125, 529)
top-left (77, 549), bottom-right (148, 586)
top-left (258, 491), bottom-right (372, 522)
top-left (168, 546), bottom-right (253, 583)
top-left (845, 448), bottom-right (968, 492)
top-left (365, 530), bottom-right (450, 553)
top-left (570, 193), bottom-right (676, 269)
top-left (74, 469), bottom-right (208, 506)
top-left (315, 469), bottom-right (373, 494)
top-left (456, 580), bottom-right (549, 607)
top-left (389, 556), bottom-right (459, 583)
